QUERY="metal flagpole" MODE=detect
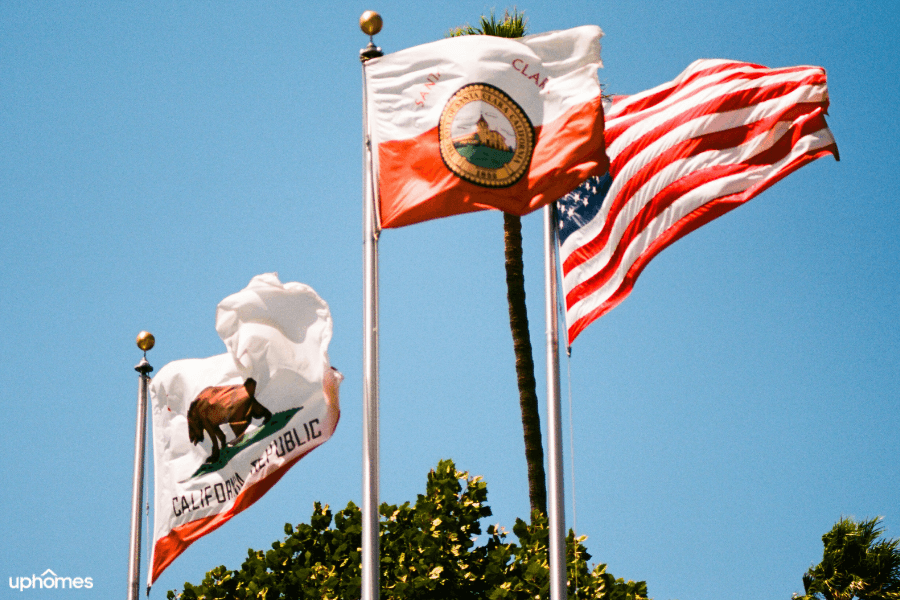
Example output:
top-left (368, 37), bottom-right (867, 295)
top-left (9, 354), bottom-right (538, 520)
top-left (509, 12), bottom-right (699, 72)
top-left (544, 204), bottom-right (567, 600)
top-left (128, 331), bottom-right (154, 600)
top-left (359, 11), bottom-right (383, 600)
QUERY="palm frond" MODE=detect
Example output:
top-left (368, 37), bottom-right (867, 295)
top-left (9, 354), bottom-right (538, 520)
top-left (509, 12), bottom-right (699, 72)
top-left (447, 8), bottom-right (527, 39)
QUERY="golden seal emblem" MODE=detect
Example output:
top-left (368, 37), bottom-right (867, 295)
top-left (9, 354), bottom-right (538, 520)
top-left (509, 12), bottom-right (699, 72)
top-left (438, 83), bottom-right (534, 188)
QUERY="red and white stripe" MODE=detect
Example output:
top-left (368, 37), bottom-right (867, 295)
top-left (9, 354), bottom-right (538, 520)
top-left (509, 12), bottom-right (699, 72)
top-left (561, 59), bottom-right (839, 343)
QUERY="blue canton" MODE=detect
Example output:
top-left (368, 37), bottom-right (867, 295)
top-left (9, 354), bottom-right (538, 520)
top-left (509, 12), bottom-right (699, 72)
top-left (556, 172), bottom-right (611, 245)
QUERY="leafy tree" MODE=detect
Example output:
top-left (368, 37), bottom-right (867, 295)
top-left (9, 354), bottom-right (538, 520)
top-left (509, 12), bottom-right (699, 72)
top-left (795, 517), bottom-right (900, 600)
top-left (448, 8), bottom-right (548, 519)
top-left (168, 460), bottom-right (648, 600)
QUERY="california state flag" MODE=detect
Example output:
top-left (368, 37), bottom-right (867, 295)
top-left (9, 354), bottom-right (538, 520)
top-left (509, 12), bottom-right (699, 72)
top-left (149, 273), bottom-right (341, 583)
top-left (365, 25), bottom-right (608, 229)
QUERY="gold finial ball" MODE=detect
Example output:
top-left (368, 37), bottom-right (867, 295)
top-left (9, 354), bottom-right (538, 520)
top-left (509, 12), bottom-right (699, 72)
top-left (136, 331), bottom-right (155, 352)
top-left (360, 10), bottom-right (382, 36)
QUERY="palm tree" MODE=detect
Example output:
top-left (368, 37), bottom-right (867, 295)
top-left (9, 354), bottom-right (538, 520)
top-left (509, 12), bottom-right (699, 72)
top-left (449, 10), bottom-right (548, 517)
top-left (797, 516), bottom-right (900, 600)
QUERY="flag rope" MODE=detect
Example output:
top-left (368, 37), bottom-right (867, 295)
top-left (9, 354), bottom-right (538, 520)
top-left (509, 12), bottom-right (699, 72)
top-left (566, 351), bottom-right (580, 592)
top-left (553, 202), bottom-right (579, 539)
top-left (145, 380), bottom-right (152, 597)
top-left (552, 202), bottom-right (580, 593)
top-left (145, 476), bottom-right (151, 596)
top-left (565, 353), bottom-right (577, 533)
top-left (559, 228), bottom-right (580, 593)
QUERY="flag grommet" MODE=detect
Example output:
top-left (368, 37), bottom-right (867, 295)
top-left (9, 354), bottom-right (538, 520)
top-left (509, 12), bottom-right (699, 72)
top-left (438, 83), bottom-right (534, 188)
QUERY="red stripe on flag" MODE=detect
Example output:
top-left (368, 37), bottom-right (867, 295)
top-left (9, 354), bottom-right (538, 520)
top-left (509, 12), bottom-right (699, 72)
top-left (605, 62), bottom-right (757, 118)
top-left (559, 60), bottom-right (838, 343)
top-left (607, 62), bottom-right (820, 121)
top-left (606, 71), bottom-right (828, 163)
top-left (565, 109), bottom-right (833, 310)
top-left (563, 101), bottom-right (827, 277)
top-left (566, 138), bottom-right (836, 340)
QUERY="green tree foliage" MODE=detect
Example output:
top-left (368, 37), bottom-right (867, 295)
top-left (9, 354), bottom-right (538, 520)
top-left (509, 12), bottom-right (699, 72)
top-left (168, 460), bottom-right (648, 600)
top-left (795, 517), bottom-right (900, 600)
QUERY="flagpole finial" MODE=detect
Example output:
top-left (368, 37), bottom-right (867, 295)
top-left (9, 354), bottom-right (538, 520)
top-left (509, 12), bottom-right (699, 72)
top-left (136, 331), bottom-right (155, 353)
top-left (359, 11), bottom-right (382, 36)
top-left (359, 11), bottom-right (383, 62)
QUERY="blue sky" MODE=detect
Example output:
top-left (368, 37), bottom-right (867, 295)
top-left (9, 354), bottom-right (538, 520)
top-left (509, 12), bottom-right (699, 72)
top-left (1, 2), bottom-right (897, 599)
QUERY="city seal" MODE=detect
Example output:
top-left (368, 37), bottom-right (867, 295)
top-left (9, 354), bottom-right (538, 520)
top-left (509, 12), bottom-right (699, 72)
top-left (438, 83), bottom-right (534, 188)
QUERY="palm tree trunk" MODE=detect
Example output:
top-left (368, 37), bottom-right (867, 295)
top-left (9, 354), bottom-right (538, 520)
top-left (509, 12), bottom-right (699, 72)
top-left (503, 212), bottom-right (547, 516)
top-left (449, 10), bottom-right (547, 519)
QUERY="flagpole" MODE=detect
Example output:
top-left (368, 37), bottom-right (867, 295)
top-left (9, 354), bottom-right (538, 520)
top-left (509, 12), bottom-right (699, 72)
top-left (360, 12), bottom-right (383, 600)
top-left (543, 204), bottom-right (567, 600)
top-left (128, 332), bottom-right (154, 600)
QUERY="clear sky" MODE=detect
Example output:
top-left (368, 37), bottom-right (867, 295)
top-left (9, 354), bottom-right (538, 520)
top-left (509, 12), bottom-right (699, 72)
top-left (1, 2), bottom-right (896, 599)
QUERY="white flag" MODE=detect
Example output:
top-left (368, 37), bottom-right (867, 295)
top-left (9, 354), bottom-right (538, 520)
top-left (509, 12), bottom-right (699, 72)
top-left (149, 273), bottom-right (342, 583)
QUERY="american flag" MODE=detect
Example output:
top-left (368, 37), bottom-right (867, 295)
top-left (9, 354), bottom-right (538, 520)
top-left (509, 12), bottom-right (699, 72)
top-left (557, 59), bottom-right (839, 344)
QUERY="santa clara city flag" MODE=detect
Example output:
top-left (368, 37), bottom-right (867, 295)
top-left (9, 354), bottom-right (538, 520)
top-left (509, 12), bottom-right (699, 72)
top-left (365, 25), bottom-right (608, 228)
top-left (149, 273), bottom-right (342, 583)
